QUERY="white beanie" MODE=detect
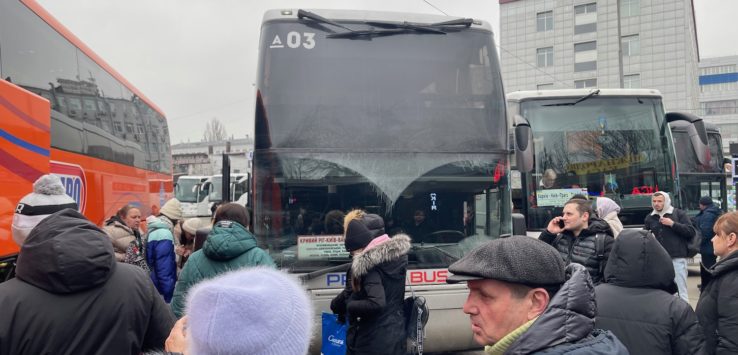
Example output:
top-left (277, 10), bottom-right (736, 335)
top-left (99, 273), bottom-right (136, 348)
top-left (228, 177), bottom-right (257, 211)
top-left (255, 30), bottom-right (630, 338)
top-left (12, 174), bottom-right (78, 246)
top-left (159, 198), bottom-right (183, 221)
top-left (186, 268), bottom-right (314, 355)
top-left (182, 218), bottom-right (207, 235)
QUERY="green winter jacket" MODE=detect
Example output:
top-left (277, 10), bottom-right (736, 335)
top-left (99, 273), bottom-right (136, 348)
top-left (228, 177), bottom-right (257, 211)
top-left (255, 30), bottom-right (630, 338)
top-left (170, 220), bottom-right (275, 318)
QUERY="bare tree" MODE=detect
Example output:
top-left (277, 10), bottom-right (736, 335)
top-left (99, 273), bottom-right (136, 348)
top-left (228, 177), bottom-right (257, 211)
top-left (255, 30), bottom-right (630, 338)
top-left (202, 117), bottom-right (227, 142)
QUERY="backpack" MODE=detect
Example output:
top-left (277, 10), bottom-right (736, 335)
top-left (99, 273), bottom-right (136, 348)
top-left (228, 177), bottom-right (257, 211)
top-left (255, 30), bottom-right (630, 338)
top-left (404, 285), bottom-right (429, 355)
top-left (686, 212), bottom-right (702, 258)
top-left (553, 232), bottom-right (607, 281)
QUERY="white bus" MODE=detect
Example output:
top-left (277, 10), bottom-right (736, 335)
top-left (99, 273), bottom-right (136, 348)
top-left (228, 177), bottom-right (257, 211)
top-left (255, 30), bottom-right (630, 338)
top-left (252, 9), bottom-right (527, 352)
top-left (197, 173), bottom-right (250, 216)
top-left (174, 175), bottom-right (210, 218)
top-left (507, 89), bottom-right (707, 232)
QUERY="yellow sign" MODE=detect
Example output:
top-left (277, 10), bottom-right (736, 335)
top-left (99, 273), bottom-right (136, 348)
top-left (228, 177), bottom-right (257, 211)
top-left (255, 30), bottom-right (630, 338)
top-left (567, 155), bottom-right (643, 174)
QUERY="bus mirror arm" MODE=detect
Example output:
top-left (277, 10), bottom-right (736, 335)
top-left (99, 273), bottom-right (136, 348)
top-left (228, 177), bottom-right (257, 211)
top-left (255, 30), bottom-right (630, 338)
top-left (513, 115), bottom-right (534, 173)
top-left (666, 112), bottom-right (709, 166)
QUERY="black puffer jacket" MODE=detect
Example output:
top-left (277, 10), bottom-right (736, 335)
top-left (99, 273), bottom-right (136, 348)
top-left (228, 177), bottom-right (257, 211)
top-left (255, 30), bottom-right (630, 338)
top-left (696, 250), bottom-right (738, 354)
top-left (331, 234), bottom-right (410, 355)
top-left (643, 208), bottom-right (696, 258)
top-left (0, 209), bottom-right (175, 355)
top-left (595, 229), bottom-right (704, 354)
top-left (506, 263), bottom-right (628, 354)
top-left (539, 218), bottom-right (614, 284)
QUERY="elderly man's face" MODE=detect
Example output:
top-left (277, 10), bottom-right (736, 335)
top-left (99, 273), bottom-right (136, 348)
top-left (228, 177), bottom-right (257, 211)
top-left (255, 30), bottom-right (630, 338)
top-left (462, 279), bottom-right (533, 346)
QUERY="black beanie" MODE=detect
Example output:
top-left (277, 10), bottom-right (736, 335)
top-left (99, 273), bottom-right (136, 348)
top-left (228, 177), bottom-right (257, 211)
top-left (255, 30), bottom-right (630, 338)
top-left (363, 214), bottom-right (385, 238)
top-left (699, 196), bottom-right (713, 206)
top-left (345, 219), bottom-right (373, 252)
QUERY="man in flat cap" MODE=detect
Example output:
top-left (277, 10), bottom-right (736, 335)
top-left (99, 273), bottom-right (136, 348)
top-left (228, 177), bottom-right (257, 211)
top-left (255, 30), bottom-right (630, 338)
top-left (447, 236), bottom-right (627, 354)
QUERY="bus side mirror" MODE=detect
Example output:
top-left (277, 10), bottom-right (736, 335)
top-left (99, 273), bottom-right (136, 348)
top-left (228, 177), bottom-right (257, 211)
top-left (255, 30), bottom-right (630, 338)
top-left (512, 213), bottom-right (526, 235)
top-left (513, 114), bottom-right (534, 173)
top-left (666, 112), bottom-right (709, 166)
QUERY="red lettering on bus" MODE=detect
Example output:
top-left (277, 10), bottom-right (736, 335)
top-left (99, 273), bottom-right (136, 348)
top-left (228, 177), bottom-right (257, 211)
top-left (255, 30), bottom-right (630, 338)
top-left (408, 270), bottom-right (448, 284)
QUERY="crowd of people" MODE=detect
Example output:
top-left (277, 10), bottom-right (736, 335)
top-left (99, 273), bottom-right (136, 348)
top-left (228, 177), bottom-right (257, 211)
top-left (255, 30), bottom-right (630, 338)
top-left (1, 174), bottom-right (737, 355)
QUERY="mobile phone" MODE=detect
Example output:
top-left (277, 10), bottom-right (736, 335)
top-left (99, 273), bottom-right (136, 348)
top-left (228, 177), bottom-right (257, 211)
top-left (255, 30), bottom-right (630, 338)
top-left (557, 219), bottom-right (565, 228)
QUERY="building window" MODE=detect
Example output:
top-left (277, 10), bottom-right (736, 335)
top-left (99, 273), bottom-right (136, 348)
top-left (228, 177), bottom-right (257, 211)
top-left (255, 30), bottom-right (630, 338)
top-left (575, 23), bottom-right (597, 34)
top-left (537, 11), bottom-right (553, 32)
top-left (700, 65), bottom-right (737, 75)
top-left (574, 3), bottom-right (597, 34)
top-left (574, 41), bottom-right (597, 72)
top-left (621, 0), bottom-right (640, 17)
top-left (575, 2), bottom-right (597, 14)
top-left (622, 35), bottom-right (640, 56)
top-left (537, 47), bottom-right (554, 67)
top-left (623, 74), bottom-right (640, 88)
top-left (701, 82), bottom-right (738, 93)
top-left (113, 121), bottom-right (123, 133)
top-left (574, 79), bottom-right (597, 88)
top-left (537, 83), bottom-right (554, 90)
top-left (701, 100), bottom-right (738, 116)
top-left (125, 123), bottom-right (134, 134)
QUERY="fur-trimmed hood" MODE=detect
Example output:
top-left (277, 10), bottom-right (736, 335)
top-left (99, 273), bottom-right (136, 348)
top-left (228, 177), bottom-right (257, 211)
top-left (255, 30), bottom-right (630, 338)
top-left (351, 234), bottom-right (411, 278)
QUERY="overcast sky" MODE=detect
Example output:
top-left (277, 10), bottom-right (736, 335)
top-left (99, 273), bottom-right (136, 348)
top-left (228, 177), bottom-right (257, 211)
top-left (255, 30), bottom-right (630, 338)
top-left (36, 0), bottom-right (737, 144)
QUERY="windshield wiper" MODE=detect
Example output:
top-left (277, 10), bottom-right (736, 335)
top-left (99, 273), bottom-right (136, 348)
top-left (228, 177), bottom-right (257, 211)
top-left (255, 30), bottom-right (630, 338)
top-left (543, 89), bottom-right (601, 106)
top-left (297, 262), bottom-right (351, 282)
top-left (430, 18), bottom-right (475, 27)
top-left (412, 243), bottom-right (462, 261)
top-left (328, 18), bottom-right (473, 39)
top-left (364, 21), bottom-right (447, 34)
top-left (297, 9), bottom-right (354, 32)
top-left (327, 28), bottom-right (410, 39)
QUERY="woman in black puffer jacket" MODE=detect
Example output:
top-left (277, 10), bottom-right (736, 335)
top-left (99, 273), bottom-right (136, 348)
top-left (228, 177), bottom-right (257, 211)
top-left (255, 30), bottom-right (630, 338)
top-left (696, 211), bottom-right (738, 354)
top-left (330, 210), bottom-right (411, 355)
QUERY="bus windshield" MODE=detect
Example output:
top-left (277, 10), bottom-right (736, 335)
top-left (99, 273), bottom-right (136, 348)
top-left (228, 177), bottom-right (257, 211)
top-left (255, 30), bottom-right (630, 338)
top-left (257, 22), bottom-right (505, 152)
top-left (175, 178), bottom-right (203, 203)
top-left (255, 19), bottom-right (509, 273)
top-left (254, 152), bottom-right (510, 272)
top-left (208, 177), bottom-right (223, 203)
top-left (518, 96), bottom-right (674, 229)
top-left (673, 127), bottom-right (726, 214)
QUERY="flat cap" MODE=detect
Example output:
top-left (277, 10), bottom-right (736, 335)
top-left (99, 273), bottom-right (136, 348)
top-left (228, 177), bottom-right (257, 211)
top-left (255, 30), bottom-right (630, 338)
top-left (447, 236), bottom-right (566, 286)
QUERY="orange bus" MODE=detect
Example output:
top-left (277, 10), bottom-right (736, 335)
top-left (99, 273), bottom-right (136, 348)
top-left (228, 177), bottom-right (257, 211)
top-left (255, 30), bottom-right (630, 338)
top-left (0, 0), bottom-right (172, 272)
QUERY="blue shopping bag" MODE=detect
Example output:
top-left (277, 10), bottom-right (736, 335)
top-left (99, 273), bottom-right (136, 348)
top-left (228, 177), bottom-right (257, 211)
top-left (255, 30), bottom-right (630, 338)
top-left (321, 312), bottom-right (348, 355)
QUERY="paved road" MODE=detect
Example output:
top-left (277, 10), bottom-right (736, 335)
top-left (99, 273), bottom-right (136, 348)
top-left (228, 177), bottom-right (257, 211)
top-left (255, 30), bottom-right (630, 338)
top-left (449, 272), bottom-right (702, 355)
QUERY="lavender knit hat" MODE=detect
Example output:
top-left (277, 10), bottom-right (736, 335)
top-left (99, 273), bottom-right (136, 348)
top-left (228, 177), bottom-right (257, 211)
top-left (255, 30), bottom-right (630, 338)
top-left (185, 268), bottom-right (314, 355)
